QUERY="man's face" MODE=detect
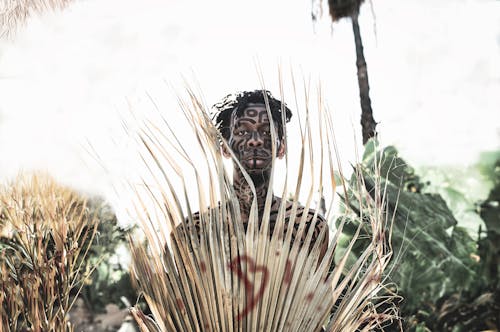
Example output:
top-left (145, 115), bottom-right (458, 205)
top-left (225, 104), bottom-right (284, 173)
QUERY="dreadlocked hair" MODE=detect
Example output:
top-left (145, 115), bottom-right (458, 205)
top-left (212, 90), bottom-right (292, 142)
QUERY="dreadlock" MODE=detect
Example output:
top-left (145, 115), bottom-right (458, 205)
top-left (212, 90), bottom-right (292, 142)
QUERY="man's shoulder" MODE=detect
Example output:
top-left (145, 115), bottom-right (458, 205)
top-left (173, 205), bottom-right (222, 231)
top-left (276, 199), bottom-right (327, 222)
top-left (172, 210), bottom-right (202, 235)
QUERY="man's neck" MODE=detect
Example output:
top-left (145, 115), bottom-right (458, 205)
top-left (232, 167), bottom-right (274, 223)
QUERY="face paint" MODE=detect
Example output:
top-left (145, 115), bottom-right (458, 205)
top-left (228, 104), bottom-right (280, 173)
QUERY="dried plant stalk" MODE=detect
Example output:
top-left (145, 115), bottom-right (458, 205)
top-left (0, 173), bottom-right (98, 332)
top-left (129, 79), bottom-right (396, 331)
top-left (0, 0), bottom-right (74, 38)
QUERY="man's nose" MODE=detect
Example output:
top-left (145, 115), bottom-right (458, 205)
top-left (247, 132), bottom-right (263, 147)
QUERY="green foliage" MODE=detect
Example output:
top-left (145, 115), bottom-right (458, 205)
top-left (476, 152), bottom-right (500, 288)
top-left (338, 140), bottom-right (500, 331)
top-left (343, 140), bottom-right (478, 310)
top-left (80, 197), bottom-right (137, 313)
top-left (417, 164), bottom-right (489, 236)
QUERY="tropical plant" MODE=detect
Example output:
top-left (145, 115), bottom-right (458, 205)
top-left (0, 173), bottom-right (98, 331)
top-left (341, 142), bottom-right (500, 331)
top-left (477, 152), bottom-right (500, 289)
top-left (312, 0), bottom-right (377, 144)
top-left (80, 197), bottom-right (137, 314)
top-left (127, 83), bottom-right (396, 331)
top-left (423, 153), bottom-right (500, 331)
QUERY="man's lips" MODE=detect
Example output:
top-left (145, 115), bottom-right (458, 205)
top-left (244, 156), bottom-right (267, 161)
top-left (243, 156), bottom-right (269, 168)
top-left (243, 152), bottom-right (270, 160)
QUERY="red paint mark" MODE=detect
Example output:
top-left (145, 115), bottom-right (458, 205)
top-left (176, 298), bottom-right (184, 311)
top-left (204, 323), bottom-right (209, 329)
top-left (228, 255), bottom-right (269, 320)
top-left (200, 261), bottom-right (206, 273)
top-left (283, 260), bottom-right (292, 284)
top-left (305, 293), bottom-right (314, 302)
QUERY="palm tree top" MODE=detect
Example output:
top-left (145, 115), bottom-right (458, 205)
top-left (326, 0), bottom-right (365, 21)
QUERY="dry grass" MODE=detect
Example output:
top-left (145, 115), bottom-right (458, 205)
top-left (0, 0), bottom-right (74, 38)
top-left (128, 79), bottom-right (397, 331)
top-left (0, 173), bottom-right (98, 332)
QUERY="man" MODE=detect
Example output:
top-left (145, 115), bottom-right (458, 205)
top-left (176, 90), bottom-right (329, 259)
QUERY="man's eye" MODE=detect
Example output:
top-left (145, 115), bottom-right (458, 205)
top-left (237, 131), bottom-right (247, 136)
top-left (262, 130), bottom-right (270, 136)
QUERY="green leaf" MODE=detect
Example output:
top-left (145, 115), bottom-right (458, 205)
top-left (342, 144), bottom-right (478, 314)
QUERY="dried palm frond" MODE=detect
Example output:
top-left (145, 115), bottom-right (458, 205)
top-left (0, 0), bottom-right (74, 38)
top-left (128, 78), bottom-right (397, 331)
top-left (0, 173), bottom-right (98, 332)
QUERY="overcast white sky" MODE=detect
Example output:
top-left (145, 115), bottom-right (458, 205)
top-left (0, 0), bottom-right (499, 220)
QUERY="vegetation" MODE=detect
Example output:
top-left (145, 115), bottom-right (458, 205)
top-left (80, 197), bottom-right (136, 314)
top-left (0, 173), bottom-right (98, 331)
top-left (0, 133), bottom-right (496, 332)
top-left (339, 141), bottom-right (500, 331)
top-left (128, 88), bottom-right (396, 331)
top-left (0, 1), bottom-right (494, 331)
top-left (0, 174), bottom-right (137, 331)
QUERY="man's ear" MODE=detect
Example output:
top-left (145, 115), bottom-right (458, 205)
top-left (277, 139), bottom-right (286, 159)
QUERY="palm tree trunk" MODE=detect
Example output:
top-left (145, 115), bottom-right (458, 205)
top-left (351, 13), bottom-right (377, 144)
